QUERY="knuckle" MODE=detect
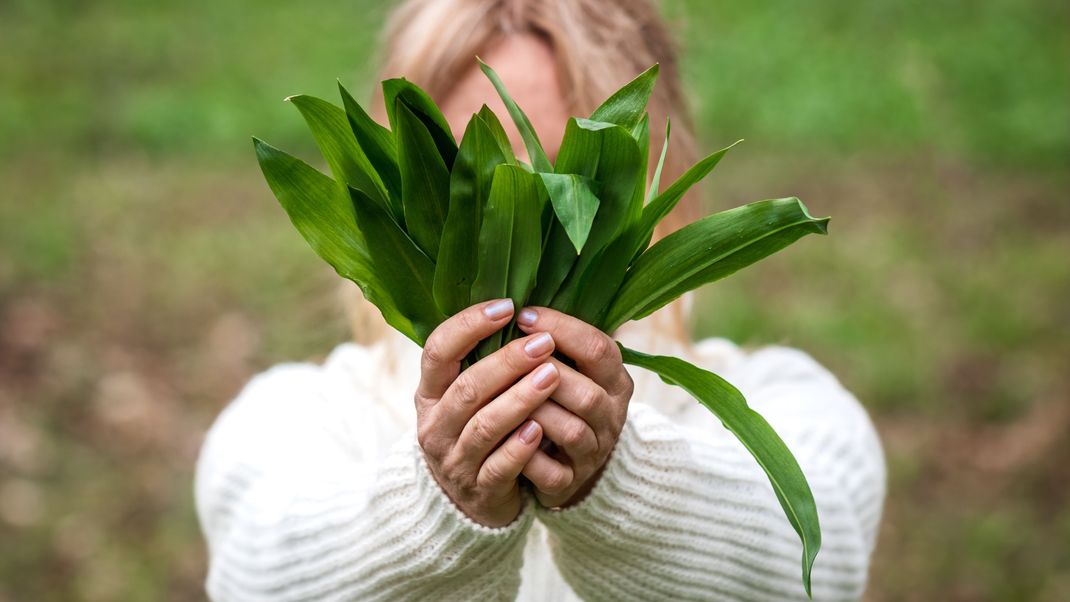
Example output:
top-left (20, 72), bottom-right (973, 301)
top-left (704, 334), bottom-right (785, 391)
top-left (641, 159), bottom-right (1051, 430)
top-left (421, 341), bottom-right (447, 373)
top-left (585, 335), bottom-right (614, 363)
top-left (619, 370), bottom-right (635, 397)
top-left (439, 453), bottom-right (462, 478)
top-left (541, 467), bottom-right (573, 494)
top-left (577, 386), bottom-right (603, 415)
top-left (460, 308), bottom-right (481, 331)
top-left (505, 340), bottom-right (534, 370)
top-left (562, 419), bottom-right (589, 449)
top-left (468, 413), bottom-right (498, 449)
top-left (450, 377), bottom-right (480, 409)
top-left (416, 421), bottom-right (434, 450)
top-left (481, 461), bottom-right (508, 485)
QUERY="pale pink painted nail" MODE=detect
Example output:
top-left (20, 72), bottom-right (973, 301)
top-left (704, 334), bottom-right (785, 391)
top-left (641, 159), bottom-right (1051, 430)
top-left (517, 308), bottom-right (538, 326)
top-left (531, 363), bottom-right (558, 389)
top-left (483, 298), bottom-right (514, 320)
top-left (519, 420), bottom-right (541, 444)
top-left (524, 332), bottom-right (554, 357)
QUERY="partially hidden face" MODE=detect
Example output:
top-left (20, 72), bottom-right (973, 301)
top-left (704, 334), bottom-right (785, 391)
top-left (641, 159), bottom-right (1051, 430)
top-left (438, 33), bottom-right (570, 163)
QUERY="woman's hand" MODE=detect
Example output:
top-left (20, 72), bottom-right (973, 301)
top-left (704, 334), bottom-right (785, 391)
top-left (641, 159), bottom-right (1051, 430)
top-left (414, 299), bottom-right (561, 528)
top-left (515, 307), bottom-right (634, 509)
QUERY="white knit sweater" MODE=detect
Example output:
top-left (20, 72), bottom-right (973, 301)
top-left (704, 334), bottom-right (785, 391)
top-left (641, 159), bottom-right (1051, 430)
top-left (195, 314), bottom-right (886, 601)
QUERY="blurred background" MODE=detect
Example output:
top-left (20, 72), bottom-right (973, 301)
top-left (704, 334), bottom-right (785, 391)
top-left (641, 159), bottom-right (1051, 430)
top-left (1, 0), bottom-right (1067, 599)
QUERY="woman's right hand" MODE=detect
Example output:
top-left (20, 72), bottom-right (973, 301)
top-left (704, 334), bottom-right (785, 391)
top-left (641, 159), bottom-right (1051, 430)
top-left (414, 299), bottom-right (560, 528)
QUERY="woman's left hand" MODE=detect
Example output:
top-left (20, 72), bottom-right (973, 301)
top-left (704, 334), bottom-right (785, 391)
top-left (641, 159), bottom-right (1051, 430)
top-left (515, 306), bottom-right (634, 509)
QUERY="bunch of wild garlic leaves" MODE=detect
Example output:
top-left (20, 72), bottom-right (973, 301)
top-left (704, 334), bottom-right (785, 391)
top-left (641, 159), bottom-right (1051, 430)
top-left (254, 61), bottom-right (827, 595)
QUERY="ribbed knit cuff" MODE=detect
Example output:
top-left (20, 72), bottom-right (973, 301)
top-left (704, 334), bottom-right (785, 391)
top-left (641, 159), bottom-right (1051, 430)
top-left (411, 436), bottom-right (537, 539)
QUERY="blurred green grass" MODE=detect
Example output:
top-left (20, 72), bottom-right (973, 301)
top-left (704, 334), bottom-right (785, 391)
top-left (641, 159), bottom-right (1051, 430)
top-left (0, 0), bottom-right (1067, 600)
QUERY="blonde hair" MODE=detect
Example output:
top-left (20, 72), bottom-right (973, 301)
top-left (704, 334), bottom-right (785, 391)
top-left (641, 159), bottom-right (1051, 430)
top-left (347, 0), bottom-right (699, 343)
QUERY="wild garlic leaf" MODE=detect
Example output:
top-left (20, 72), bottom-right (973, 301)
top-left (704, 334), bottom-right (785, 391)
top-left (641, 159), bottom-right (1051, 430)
top-left (477, 59), bottom-right (554, 174)
top-left (338, 82), bottom-right (403, 219)
top-left (604, 198), bottom-right (829, 332)
top-left (287, 95), bottom-right (392, 218)
top-left (434, 114), bottom-right (510, 316)
top-left (383, 78), bottom-right (458, 168)
top-left (538, 173), bottom-right (601, 253)
top-left (648, 118), bottom-right (671, 206)
top-left (619, 345), bottom-right (821, 598)
top-left (396, 99), bottom-right (450, 260)
top-left (629, 139), bottom-right (743, 262)
top-left (550, 118), bottom-right (642, 314)
top-left (253, 137), bottom-right (416, 342)
top-left (476, 105), bottom-right (516, 164)
top-left (349, 185), bottom-right (443, 344)
top-left (471, 165), bottom-right (545, 357)
top-left (589, 63), bottom-right (659, 132)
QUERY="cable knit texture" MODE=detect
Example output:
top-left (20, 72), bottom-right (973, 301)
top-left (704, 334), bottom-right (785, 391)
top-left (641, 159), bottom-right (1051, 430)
top-left (195, 311), bottom-right (886, 601)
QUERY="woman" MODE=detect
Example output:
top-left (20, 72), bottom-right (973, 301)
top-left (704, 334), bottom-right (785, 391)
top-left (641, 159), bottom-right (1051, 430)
top-left (195, 0), bottom-right (886, 600)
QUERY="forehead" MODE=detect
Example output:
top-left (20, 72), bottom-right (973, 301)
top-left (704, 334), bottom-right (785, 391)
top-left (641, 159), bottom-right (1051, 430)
top-left (438, 33), bottom-right (570, 162)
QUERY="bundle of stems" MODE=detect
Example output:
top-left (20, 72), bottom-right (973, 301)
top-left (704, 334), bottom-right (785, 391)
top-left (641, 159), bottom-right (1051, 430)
top-left (254, 61), bottom-right (827, 595)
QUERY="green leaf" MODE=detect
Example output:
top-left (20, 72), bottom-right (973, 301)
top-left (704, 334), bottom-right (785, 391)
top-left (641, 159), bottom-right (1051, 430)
top-left (477, 59), bottom-right (553, 173)
top-left (629, 139), bottom-right (742, 262)
top-left (619, 345), bottom-right (821, 597)
top-left (628, 112), bottom-right (651, 217)
top-left (287, 95), bottom-right (393, 219)
top-left (471, 165), bottom-right (545, 356)
top-left (648, 118), bottom-right (670, 205)
top-left (349, 185), bottom-right (444, 344)
top-left (252, 137), bottom-right (416, 342)
top-left (538, 173), bottom-right (600, 253)
top-left (433, 114), bottom-right (510, 316)
top-left (477, 105), bottom-right (516, 163)
top-left (604, 198), bottom-right (829, 332)
top-left (383, 78), bottom-right (458, 168)
top-left (396, 99), bottom-right (451, 260)
top-left (561, 115), bottom-right (645, 325)
top-left (590, 64), bottom-right (659, 131)
top-left (338, 82), bottom-right (403, 218)
top-left (549, 118), bottom-right (642, 313)
top-left (529, 219), bottom-right (576, 307)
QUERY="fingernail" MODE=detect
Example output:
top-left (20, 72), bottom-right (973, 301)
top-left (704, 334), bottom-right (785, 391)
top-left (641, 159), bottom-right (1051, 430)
top-left (517, 308), bottom-right (538, 326)
top-left (524, 332), bottom-right (554, 357)
top-left (531, 363), bottom-right (557, 389)
top-left (483, 298), bottom-right (514, 320)
top-left (519, 420), bottom-right (541, 444)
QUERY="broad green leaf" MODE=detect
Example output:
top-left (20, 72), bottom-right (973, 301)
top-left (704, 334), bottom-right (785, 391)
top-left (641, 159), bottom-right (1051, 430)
top-left (538, 173), bottom-right (600, 252)
top-left (604, 198), bottom-right (829, 332)
top-left (549, 118), bottom-right (642, 313)
top-left (529, 219), bottom-right (576, 307)
top-left (338, 82), bottom-right (403, 218)
top-left (563, 115), bottom-right (649, 324)
top-left (629, 139), bottom-right (742, 262)
top-left (477, 59), bottom-right (553, 173)
top-left (383, 78), bottom-right (458, 168)
top-left (471, 165), bottom-right (545, 356)
top-left (434, 114), bottom-right (510, 316)
top-left (396, 99), bottom-right (450, 260)
top-left (477, 105), bottom-right (515, 163)
top-left (287, 95), bottom-right (393, 219)
top-left (252, 138), bottom-right (416, 342)
top-left (590, 63), bottom-right (659, 131)
top-left (648, 118), bottom-right (670, 205)
top-left (619, 345), bottom-right (821, 596)
top-left (349, 185), bottom-right (443, 344)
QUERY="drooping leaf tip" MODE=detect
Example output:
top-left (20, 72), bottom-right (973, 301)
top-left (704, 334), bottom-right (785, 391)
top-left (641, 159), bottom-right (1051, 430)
top-left (792, 197), bottom-right (831, 235)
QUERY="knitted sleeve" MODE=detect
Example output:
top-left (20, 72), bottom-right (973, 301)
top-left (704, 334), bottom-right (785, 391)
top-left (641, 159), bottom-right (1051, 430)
top-left (535, 345), bottom-right (886, 601)
top-left (194, 362), bottom-right (534, 602)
